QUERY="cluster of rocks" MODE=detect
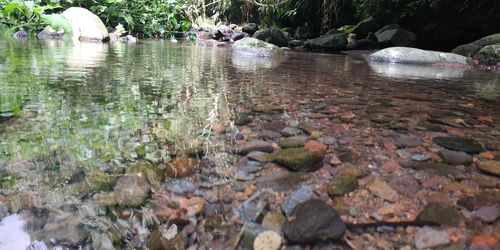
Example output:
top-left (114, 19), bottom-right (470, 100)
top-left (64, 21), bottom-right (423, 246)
top-left (13, 7), bottom-right (138, 43)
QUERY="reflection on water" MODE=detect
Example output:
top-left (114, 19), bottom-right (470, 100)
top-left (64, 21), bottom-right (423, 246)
top-left (231, 53), bottom-right (285, 71)
top-left (367, 61), bottom-right (466, 79)
top-left (0, 215), bottom-right (30, 249)
top-left (0, 39), bottom-right (499, 248)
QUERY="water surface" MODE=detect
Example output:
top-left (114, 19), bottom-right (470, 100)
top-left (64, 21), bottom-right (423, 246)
top-left (0, 39), bottom-right (499, 248)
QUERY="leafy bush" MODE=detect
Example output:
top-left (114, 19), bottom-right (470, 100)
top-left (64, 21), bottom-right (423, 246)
top-left (0, 0), bottom-right (61, 34)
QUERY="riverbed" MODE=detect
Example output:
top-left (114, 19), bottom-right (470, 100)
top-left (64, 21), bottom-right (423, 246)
top-left (0, 39), bottom-right (499, 249)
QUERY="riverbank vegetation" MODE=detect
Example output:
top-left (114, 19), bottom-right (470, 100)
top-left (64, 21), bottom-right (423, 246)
top-left (1, 0), bottom-right (499, 49)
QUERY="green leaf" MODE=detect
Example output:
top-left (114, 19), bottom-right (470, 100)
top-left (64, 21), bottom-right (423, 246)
top-left (180, 21), bottom-right (190, 32)
top-left (3, 3), bottom-right (22, 16)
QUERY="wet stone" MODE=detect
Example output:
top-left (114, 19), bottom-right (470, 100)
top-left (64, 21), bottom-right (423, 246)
top-left (317, 136), bottom-right (336, 145)
top-left (395, 135), bottom-right (423, 148)
top-left (417, 202), bottom-right (462, 226)
top-left (165, 157), bottom-right (201, 178)
top-left (274, 147), bottom-right (324, 172)
top-left (283, 199), bottom-right (346, 243)
top-left (261, 212), bottom-right (286, 233)
top-left (389, 175), bottom-right (420, 199)
top-left (282, 185), bottom-right (314, 216)
top-left (473, 205), bottom-right (500, 223)
top-left (247, 151), bottom-right (274, 162)
top-left (413, 162), bottom-right (465, 179)
top-left (281, 127), bottom-right (302, 137)
top-left (262, 130), bottom-right (282, 139)
top-left (327, 173), bottom-right (358, 197)
top-left (473, 174), bottom-right (499, 188)
top-left (235, 165), bottom-right (262, 181)
top-left (254, 231), bottom-right (282, 250)
top-left (113, 175), bottom-right (151, 207)
top-left (232, 140), bottom-right (274, 155)
top-left (241, 222), bottom-right (266, 249)
top-left (477, 160), bottom-right (500, 177)
top-left (278, 136), bottom-right (308, 148)
top-left (433, 137), bottom-right (484, 155)
top-left (439, 149), bottom-right (473, 165)
top-left (411, 153), bottom-right (431, 162)
top-left (367, 179), bottom-right (399, 202)
top-left (146, 231), bottom-right (185, 250)
top-left (235, 114), bottom-right (252, 125)
top-left (414, 226), bottom-right (450, 249)
top-left (36, 213), bottom-right (89, 247)
top-left (164, 179), bottom-right (195, 195)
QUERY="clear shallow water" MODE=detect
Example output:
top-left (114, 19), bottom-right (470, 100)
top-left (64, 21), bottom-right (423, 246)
top-left (0, 39), bottom-right (499, 249)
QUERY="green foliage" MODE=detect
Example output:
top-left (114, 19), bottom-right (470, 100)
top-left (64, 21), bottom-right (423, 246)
top-left (0, 0), bottom-right (61, 34)
top-left (41, 13), bottom-right (71, 33)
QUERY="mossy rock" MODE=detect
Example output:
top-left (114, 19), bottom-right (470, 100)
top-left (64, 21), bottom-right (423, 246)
top-left (451, 43), bottom-right (481, 57)
top-left (471, 33), bottom-right (500, 47)
top-left (233, 37), bottom-right (283, 57)
top-left (126, 160), bottom-right (162, 185)
top-left (473, 45), bottom-right (500, 66)
top-left (274, 147), bottom-right (323, 172)
top-left (327, 174), bottom-right (358, 197)
top-left (85, 170), bottom-right (115, 191)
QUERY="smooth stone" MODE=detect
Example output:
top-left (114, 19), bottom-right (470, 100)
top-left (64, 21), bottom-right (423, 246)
top-left (411, 153), bottom-right (431, 162)
top-left (61, 7), bottom-right (109, 41)
top-left (473, 205), bottom-right (500, 223)
top-left (282, 186), bottom-right (314, 216)
top-left (113, 175), bottom-right (151, 206)
top-left (327, 174), bottom-right (358, 197)
top-left (247, 152), bottom-right (274, 162)
top-left (241, 222), bottom-right (266, 249)
top-left (367, 179), bottom-right (399, 202)
top-left (432, 137), bottom-right (484, 155)
top-left (235, 166), bottom-right (262, 181)
top-left (317, 136), bottom-right (336, 145)
top-left (278, 136), bottom-right (308, 148)
top-left (232, 37), bottom-right (283, 57)
top-left (283, 199), bottom-right (346, 243)
top-left (477, 160), bottom-right (500, 176)
top-left (232, 140), bottom-right (274, 155)
top-left (281, 127), bottom-right (302, 137)
top-left (262, 130), bottom-right (282, 139)
top-left (395, 135), bottom-right (423, 148)
top-left (417, 202), bottom-right (462, 226)
top-left (413, 162), bottom-right (465, 178)
top-left (164, 180), bottom-right (195, 195)
top-left (36, 213), bottom-right (89, 246)
top-left (415, 226), bottom-right (450, 249)
top-left (439, 149), bottom-right (473, 165)
top-left (368, 47), bottom-right (467, 65)
top-left (274, 147), bottom-right (323, 172)
top-left (389, 175), bottom-right (420, 199)
top-left (253, 231), bottom-right (282, 250)
top-left (237, 190), bottom-right (272, 223)
top-left (261, 212), bottom-right (286, 233)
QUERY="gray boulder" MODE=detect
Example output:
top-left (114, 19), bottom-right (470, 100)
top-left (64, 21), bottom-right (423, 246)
top-left (470, 33), bottom-right (500, 47)
top-left (352, 17), bottom-right (382, 39)
top-left (451, 43), bottom-right (481, 57)
top-left (253, 28), bottom-right (291, 47)
top-left (232, 37), bottom-right (283, 57)
top-left (473, 45), bottom-right (500, 66)
top-left (376, 28), bottom-right (417, 48)
top-left (242, 23), bottom-right (258, 35)
top-left (375, 24), bottom-right (403, 37)
top-left (61, 7), bottom-right (109, 41)
top-left (346, 38), bottom-right (379, 50)
top-left (367, 47), bottom-right (468, 65)
top-left (295, 24), bottom-right (315, 39)
top-left (304, 33), bottom-right (348, 52)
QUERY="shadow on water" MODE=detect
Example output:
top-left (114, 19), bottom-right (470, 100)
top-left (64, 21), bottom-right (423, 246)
top-left (0, 39), bottom-right (499, 248)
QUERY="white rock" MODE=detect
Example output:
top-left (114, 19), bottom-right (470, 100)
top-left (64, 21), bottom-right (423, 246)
top-left (415, 226), bottom-right (450, 249)
top-left (368, 47), bottom-right (468, 65)
top-left (61, 7), bottom-right (108, 41)
top-left (254, 230), bottom-right (282, 250)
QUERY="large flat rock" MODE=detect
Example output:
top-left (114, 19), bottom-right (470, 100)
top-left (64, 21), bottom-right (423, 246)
top-left (367, 47), bottom-right (468, 65)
